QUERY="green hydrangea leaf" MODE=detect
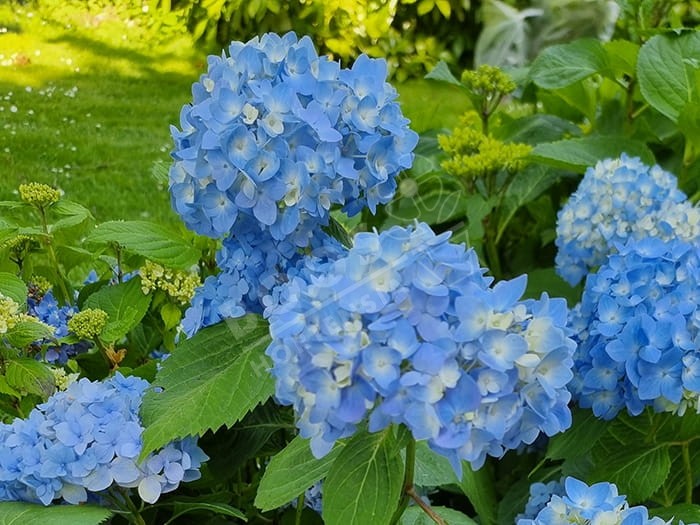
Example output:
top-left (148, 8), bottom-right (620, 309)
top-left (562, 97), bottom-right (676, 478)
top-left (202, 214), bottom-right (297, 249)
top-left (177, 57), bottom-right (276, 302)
top-left (83, 277), bottom-right (151, 342)
top-left (85, 220), bottom-right (200, 270)
top-left (530, 135), bottom-right (655, 171)
top-left (0, 272), bottom-right (28, 310)
top-left (5, 358), bottom-right (55, 399)
top-left (5, 320), bottom-right (55, 348)
top-left (530, 38), bottom-right (609, 89)
top-left (323, 428), bottom-right (404, 525)
top-left (0, 502), bottom-right (112, 524)
top-left (400, 506), bottom-right (478, 524)
top-left (638, 32), bottom-right (700, 123)
top-left (140, 317), bottom-right (274, 458)
top-left (255, 436), bottom-right (345, 511)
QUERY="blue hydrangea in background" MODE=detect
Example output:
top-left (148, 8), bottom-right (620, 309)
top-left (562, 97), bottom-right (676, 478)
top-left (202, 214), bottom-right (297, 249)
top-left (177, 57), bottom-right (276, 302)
top-left (517, 477), bottom-right (695, 524)
top-left (169, 31), bottom-right (418, 243)
top-left (555, 154), bottom-right (700, 285)
top-left (569, 237), bottom-right (700, 419)
top-left (265, 222), bottom-right (575, 475)
top-left (0, 373), bottom-right (207, 505)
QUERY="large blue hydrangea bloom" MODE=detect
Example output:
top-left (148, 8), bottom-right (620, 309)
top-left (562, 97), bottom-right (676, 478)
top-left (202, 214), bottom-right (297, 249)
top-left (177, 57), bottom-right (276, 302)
top-left (569, 237), bottom-right (700, 419)
top-left (265, 222), bottom-right (575, 475)
top-left (555, 154), bottom-right (700, 285)
top-left (0, 373), bottom-right (207, 505)
top-left (169, 31), bottom-right (418, 242)
top-left (517, 477), bottom-right (696, 524)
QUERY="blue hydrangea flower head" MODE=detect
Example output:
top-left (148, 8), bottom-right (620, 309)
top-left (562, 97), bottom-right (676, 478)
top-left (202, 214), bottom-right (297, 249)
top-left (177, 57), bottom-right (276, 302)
top-left (170, 32), bottom-right (418, 241)
top-left (0, 373), bottom-right (207, 505)
top-left (570, 237), bottom-right (700, 419)
top-left (517, 476), bottom-right (694, 524)
top-left (265, 222), bottom-right (576, 475)
top-left (182, 215), bottom-right (346, 337)
top-left (555, 154), bottom-right (700, 285)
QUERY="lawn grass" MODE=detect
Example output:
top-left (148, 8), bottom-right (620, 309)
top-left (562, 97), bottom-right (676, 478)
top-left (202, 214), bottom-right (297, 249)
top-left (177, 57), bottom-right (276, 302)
top-left (0, 3), bottom-right (471, 227)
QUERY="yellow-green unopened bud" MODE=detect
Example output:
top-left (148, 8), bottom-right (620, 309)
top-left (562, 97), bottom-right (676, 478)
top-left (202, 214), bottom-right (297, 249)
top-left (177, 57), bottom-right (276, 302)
top-left (461, 65), bottom-right (516, 98)
top-left (68, 308), bottom-right (109, 339)
top-left (52, 368), bottom-right (80, 391)
top-left (30, 275), bottom-right (52, 295)
top-left (139, 260), bottom-right (200, 305)
top-left (19, 182), bottom-right (61, 208)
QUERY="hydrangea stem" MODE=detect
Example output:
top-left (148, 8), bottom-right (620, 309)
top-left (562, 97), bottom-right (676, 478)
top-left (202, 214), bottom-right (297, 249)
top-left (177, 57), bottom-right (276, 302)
top-left (36, 206), bottom-right (71, 303)
top-left (389, 437), bottom-right (446, 525)
top-left (683, 441), bottom-right (693, 504)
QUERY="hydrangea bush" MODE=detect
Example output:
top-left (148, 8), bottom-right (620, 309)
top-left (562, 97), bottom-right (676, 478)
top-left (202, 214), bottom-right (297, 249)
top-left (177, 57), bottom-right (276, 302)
top-left (2, 26), bottom-right (700, 525)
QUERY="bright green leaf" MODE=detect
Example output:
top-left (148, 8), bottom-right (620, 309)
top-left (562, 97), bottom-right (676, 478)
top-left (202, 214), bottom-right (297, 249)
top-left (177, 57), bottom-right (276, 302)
top-left (48, 200), bottom-right (93, 232)
top-left (425, 60), bottom-right (462, 87)
top-left (323, 428), bottom-right (404, 525)
top-left (592, 445), bottom-right (671, 503)
top-left (255, 436), bottom-right (345, 511)
top-left (546, 408), bottom-right (608, 460)
top-left (169, 502), bottom-right (247, 522)
top-left (5, 359), bottom-right (55, 399)
top-left (530, 136), bottom-right (655, 171)
top-left (0, 273), bottom-right (27, 309)
top-left (530, 38), bottom-right (609, 89)
top-left (140, 317), bottom-right (274, 458)
top-left (604, 40), bottom-right (639, 78)
top-left (0, 502), bottom-right (111, 525)
top-left (459, 463), bottom-right (498, 525)
top-left (651, 503), bottom-right (700, 522)
top-left (400, 506), bottom-right (477, 525)
top-left (85, 221), bottom-right (200, 270)
top-left (638, 32), bottom-right (700, 123)
top-left (84, 277), bottom-right (151, 342)
top-left (414, 441), bottom-right (459, 487)
top-left (5, 320), bottom-right (55, 347)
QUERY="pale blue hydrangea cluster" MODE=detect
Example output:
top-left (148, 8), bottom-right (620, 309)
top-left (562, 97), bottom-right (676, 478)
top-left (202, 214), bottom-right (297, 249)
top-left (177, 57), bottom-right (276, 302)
top-left (169, 31), bottom-right (418, 242)
top-left (0, 373), bottom-right (207, 505)
top-left (555, 154), bottom-right (700, 285)
top-left (517, 477), bottom-right (694, 524)
top-left (568, 237), bottom-right (700, 419)
top-left (182, 216), bottom-right (345, 337)
top-left (265, 222), bottom-right (576, 475)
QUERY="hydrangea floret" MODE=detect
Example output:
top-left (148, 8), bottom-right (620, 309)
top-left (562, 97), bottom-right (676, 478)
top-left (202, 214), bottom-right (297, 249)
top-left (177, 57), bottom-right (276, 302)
top-left (569, 237), bottom-right (700, 419)
top-left (265, 221), bottom-right (576, 475)
top-left (555, 154), bottom-right (700, 285)
top-left (0, 373), bottom-right (208, 505)
top-left (517, 476), bottom-right (695, 524)
top-left (169, 31), bottom-right (418, 243)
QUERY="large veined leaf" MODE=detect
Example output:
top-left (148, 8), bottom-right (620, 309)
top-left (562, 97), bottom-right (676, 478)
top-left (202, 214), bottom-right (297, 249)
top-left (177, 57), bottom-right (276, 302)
top-left (530, 135), bottom-right (655, 171)
top-left (638, 32), bottom-right (700, 123)
top-left (140, 317), bottom-right (274, 458)
top-left (0, 272), bottom-right (27, 309)
top-left (414, 441), bottom-right (459, 487)
top-left (323, 428), bottom-right (404, 525)
top-left (459, 463), bottom-right (498, 525)
top-left (255, 436), bottom-right (345, 511)
top-left (4, 320), bottom-right (55, 348)
top-left (83, 277), bottom-right (152, 342)
top-left (400, 506), bottom-right (478, 525)
top-left (85, 220), bottom-right (200, 270)
top-left (546, 408), bottom-right (610, 461)
top-left (0, 502), bottom-right (111, 525)
top-left (5, 359), bottom-right (55, 399)
top-left (530, 38), bottom-right (609, 89)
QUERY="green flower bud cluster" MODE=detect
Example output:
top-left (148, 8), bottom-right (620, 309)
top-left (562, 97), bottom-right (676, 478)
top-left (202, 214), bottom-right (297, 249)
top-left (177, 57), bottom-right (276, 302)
top-left (18, 182), bottom-right (61, 208)
top-left (51, 367), bottom-right (80, 391)
top-left (0, 293), bottom-right (51, 336)
top-left (438, 111), bottom-right (531, 182)
top-left (139, 260), bottom-right (200, 306)
top-left (460, 64), bottom-right (516, 101)
top-left (67, 308), bottom-right (108, 340)
top-left (29, 275), bottom-right (52, 296)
